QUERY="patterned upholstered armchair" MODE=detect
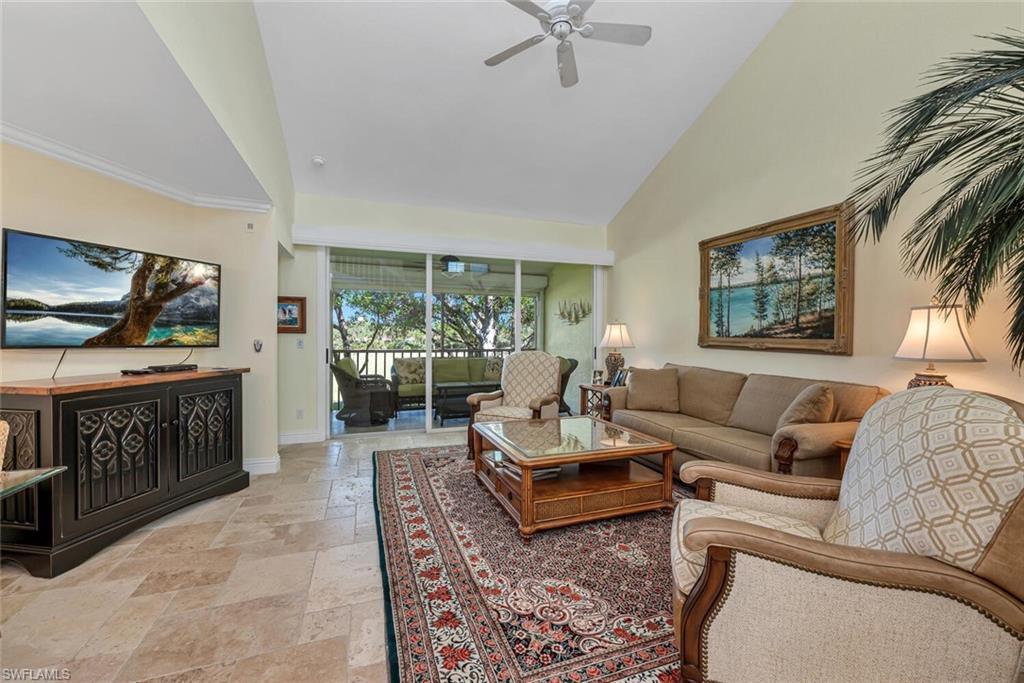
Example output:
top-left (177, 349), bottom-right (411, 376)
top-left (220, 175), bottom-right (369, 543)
top-left (466, 350), bottom-right (562, 449)
top-left (670, 387), bottom-right (1024, 682)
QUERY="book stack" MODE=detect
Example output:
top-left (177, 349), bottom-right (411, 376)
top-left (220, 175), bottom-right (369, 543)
top-left (494, 453), bottom-right (560, 480)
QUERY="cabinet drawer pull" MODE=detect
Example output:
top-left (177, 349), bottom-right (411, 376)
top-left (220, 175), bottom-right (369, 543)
top-left (161, 421), bottom-right (169, 429)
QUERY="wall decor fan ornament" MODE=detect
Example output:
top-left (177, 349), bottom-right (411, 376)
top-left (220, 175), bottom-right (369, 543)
top-left (485, 0), bottom-right (652, 87)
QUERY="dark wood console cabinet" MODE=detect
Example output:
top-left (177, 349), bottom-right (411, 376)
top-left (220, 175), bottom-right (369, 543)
top-left (0, 368), bottom-right (250, 578)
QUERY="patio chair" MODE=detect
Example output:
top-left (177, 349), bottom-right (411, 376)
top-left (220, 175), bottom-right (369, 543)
top-left (331, 358), bottom-right (396, 427)
top-left (557, 357), bottom-right (579, 415)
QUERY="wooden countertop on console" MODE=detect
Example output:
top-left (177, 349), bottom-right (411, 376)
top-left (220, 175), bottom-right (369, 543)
top-left (0, 367), bottom-right (251, 396)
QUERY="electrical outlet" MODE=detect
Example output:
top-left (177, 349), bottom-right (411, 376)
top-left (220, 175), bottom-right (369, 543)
top-left (245, 223), bottom-right (255, 233)
top-left (295, 408), bottom-right (304, 420)
top-left (296, 338), bottom-right (304, 349)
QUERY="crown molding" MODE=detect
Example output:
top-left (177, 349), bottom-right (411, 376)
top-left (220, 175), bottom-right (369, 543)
top-left (1, 122), bottom-right (273, 213)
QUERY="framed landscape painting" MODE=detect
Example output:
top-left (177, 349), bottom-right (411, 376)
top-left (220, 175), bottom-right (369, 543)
top-left (698, 203), bottom-right (854, 355)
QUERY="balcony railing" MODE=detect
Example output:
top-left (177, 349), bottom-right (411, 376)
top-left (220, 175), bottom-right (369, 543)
top-left (330, 347), bottom-right (517, 407)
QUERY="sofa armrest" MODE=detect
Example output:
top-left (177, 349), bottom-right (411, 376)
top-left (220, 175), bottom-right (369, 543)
top-left (682, 517), bottom-right (1024, 635)
top-left (772, 421), bottom-right (860, 474)
top-left (467, 390), bottom-right (503, 407)
top-left (601, 386), bottom-right (628, 419)
top-left (679, 461), bottom-right (841, 501)
top-left (528, 393), bottom-right (560, 413)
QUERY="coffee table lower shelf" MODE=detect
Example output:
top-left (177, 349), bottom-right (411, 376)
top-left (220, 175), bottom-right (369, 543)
top-left (475, 450), bottom-right (673, 540)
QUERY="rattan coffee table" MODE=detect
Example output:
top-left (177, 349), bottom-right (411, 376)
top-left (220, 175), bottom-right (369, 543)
top-left (471, 415), bottom-right (676, 540)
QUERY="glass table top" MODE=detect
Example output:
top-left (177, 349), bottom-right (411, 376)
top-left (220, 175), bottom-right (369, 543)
top-left (479, 416), bottom-right (665, 460)
top-left (0, 466), bottom-right (66, 500)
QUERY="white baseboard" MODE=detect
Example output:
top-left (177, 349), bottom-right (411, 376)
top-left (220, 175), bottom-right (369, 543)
top-left (278, 430), bottom-right (324, 446)
top-left (244, 453), bottom-right (281, 475)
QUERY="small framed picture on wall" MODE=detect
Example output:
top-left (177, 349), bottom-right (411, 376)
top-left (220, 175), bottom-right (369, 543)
top-left (277, 296), bottom-right (306, 334)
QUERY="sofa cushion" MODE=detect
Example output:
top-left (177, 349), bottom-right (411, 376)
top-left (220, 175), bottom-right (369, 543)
top-left (433, 357), bottom-right (469, 383)
top-left (665, 364), bottom-right (747, 425)
top-left (673, 427), bottom-right (773, 471)
top-left (829, 381), bottom-right (890, 422)
top-left (397, 383), bottom-right (426, 398)
top-left (824, 388), bottom-right (1024, 593)
top-left (613, 410), bottom-right (718, 443)
top-left (777, 383), bottom-right (834, 430)
top-left (626, 368), bottom-right (680, 412)
top-left (671, 499), bottom-right (822, 595)
top-left (393, 358), bottom-right (425, 384)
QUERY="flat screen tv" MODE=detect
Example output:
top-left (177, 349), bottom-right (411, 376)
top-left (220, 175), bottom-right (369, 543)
top-left (2, 229), bottom-right (221, 348)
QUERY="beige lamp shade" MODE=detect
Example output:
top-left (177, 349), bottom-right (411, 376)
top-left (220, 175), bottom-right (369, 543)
top-left (600, 323), bottom-right (634, 349)
top-left (894, 304), bottom-right (985, 362)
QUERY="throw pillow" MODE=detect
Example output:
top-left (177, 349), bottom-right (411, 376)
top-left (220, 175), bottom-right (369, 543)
top-left (393, 358), bottom-right (425, 384)
top-left (483, 357), bottom-right (503, 381)
top-left (776, 383), bottom-right (834, 430)
top-left (626, 368), bottom-right (680, 412)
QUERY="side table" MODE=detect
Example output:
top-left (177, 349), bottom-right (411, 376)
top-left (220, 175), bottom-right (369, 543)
top-left (579, 383), bottom-right (607, 417)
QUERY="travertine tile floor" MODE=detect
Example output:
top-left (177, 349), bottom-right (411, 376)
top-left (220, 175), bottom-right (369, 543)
top-left (0, 430), bottom-right (465, 682)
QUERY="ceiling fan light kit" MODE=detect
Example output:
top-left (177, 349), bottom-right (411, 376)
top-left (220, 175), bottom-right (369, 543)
top-left (484, 0), bottom-right (652, 88)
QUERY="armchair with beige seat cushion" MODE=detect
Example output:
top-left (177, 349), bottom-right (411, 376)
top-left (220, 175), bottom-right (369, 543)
top-left (671, 387), bottom-right (1024, 682)
top-left (466, 351), bottom-right (562, 449)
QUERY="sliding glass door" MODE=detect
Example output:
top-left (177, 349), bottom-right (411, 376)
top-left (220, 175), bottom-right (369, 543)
top-left (327, 248), bottom-right (597, 437)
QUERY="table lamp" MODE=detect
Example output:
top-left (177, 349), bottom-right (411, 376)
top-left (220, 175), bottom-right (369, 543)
top-left (599, 322), bottom-right (634, 381)
top-left (894, 302), bottom-right (985, 389)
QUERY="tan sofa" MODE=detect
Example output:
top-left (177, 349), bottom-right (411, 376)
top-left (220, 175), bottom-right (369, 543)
top-left (603, 364), bottom-right (889, 478)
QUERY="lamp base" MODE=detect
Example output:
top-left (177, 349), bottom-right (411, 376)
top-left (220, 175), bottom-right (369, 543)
top-left (907, 370), bottom-right (952, 390)
top-left (604, 351), bottom-right (624, 382)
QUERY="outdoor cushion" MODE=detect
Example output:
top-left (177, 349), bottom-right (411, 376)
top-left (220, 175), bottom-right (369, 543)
top-left (671, 498), bottom-right (822, 595)
top-left (626, 368), bottom-right (680, 412)
top-left (336, 357), bottom-right (359, 379)
top-left (483, 357), bottom-right (503, 381)
top-left (612, 410), bottom-right (717, 443)
top-left (433, 357), bottom-right (469, 383)
top-left (393, 358), bottom-right (425, 384)
top-left (665, 364), bottom-right (747, 425)
top-left (398, 383), bottom-right (426, 398)
top-left (777, 383), bottom-right (834, 430)
top-left (467, 358), bottom-right (486, 382)
top-left (672, 427), bottom-right (773, 471)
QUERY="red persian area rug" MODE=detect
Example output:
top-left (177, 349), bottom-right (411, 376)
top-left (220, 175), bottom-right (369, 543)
top-left (373, 445), bottom-right (690, 682)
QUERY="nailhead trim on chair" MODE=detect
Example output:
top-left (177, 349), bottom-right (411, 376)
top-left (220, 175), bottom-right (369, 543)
top-left (709, 481), bottom-right (839, 502)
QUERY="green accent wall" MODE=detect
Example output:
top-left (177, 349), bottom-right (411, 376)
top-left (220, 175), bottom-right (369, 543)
top-left (543, 264), bottom-right (593, 413)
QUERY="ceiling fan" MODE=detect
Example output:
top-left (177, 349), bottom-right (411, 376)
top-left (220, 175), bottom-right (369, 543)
top-left (484, 0), bottom-right (652, 88)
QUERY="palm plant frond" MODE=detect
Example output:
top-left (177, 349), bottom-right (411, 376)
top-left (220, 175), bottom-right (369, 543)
top-left (848, 30), bottom-right (1024, 369)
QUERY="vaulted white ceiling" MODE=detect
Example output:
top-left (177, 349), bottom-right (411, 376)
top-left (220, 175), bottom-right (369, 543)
top-left (1, 2), bottom-right (270, 211)
top-left (256, 1), bottom-right (788, 225)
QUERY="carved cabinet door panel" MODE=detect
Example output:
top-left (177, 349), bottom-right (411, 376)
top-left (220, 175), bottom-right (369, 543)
top-left (168, 378), bottom-right (242, 497)
top-left (59, 389), bottom-right (167, 541)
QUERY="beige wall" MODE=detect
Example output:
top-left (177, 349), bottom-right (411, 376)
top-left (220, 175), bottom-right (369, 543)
top-left (294, 193), bottom-right (606, 251)
top-left (140, 0), bottom-right (295, 253)
top-left (0, 143), bottom-right (280, 465)
top-left (278, 245), bottom-right (321, 436)
top-left (608, 1), bottom-right (1023, 400)
top-left (543, 264), bottom-right (594, 402)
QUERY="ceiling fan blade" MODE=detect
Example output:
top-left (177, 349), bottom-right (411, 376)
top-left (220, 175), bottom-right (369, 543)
top-left (581, 22), bottom-right (652, 46)
top-left (557, 41), bottom-right (579, 88)
top-left (503, 0), bottom-right (550, 21)
top-left (485, 35), bottom-right (547, 66)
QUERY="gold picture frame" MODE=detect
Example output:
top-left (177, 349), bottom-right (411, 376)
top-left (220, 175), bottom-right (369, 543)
top-left (698, 202), bottom-right (854, 355)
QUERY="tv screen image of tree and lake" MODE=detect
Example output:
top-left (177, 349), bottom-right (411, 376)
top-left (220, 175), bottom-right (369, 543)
top-left (709, 221), bottom-right (836, 339)
top-left (2, 230), bottom-right (220, 348)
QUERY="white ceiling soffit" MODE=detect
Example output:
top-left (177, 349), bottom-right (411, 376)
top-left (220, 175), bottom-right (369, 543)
top-left (256, 1), bottom-right (788, 226)
top-left (1, 2), bottom-right (271, 212)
